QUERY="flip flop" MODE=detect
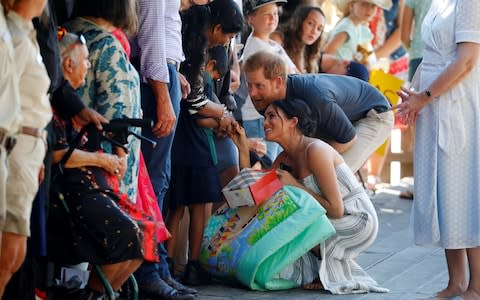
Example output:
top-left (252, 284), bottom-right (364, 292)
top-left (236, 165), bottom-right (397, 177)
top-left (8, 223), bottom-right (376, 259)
top-left (302, 280), bottom-right (324, 290)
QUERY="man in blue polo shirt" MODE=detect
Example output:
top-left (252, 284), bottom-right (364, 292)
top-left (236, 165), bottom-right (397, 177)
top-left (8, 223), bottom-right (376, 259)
top-left (243, 51), bottom-right (394, 173)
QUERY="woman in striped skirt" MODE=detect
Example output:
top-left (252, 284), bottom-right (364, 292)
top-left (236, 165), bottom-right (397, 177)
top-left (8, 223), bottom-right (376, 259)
top-left (230, 98), bottom-right (387, 294)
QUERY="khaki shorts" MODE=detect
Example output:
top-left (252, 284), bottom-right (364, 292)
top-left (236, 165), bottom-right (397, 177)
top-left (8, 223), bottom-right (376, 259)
top-left (342, 109), bottom-right (394, 173)
top-left (5, 135), bottom-right (46, 236)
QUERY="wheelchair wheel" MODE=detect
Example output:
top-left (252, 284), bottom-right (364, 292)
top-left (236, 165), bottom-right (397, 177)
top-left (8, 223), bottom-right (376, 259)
top-left (118, 274), bottom-right (139, 300)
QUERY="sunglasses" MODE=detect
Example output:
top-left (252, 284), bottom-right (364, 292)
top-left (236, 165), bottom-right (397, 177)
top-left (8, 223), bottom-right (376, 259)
top-left (57, 27), bottom-right (86, 48)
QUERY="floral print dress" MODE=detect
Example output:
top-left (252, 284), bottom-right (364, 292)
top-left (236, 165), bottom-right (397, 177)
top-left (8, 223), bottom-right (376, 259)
top-left (64, 17), bottom-right (142, 202)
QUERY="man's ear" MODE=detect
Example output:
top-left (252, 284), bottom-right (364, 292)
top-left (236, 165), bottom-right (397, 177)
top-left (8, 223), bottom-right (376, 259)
top-left (62, 57), bottom-right (73, 74)
top-left (273, 76), bottom-right (284, 91)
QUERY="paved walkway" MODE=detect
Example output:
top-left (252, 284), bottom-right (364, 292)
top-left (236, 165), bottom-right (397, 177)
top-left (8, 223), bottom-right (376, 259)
top-left (194, 179), bottom-right (448, 299)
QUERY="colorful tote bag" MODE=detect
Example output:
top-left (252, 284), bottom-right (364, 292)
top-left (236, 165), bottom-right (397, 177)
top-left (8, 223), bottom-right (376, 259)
top-left (200, 184), bottom-right (336, 290)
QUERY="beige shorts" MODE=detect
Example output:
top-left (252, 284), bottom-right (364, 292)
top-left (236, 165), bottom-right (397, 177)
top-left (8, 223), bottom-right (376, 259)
top-left (5, 135), bottom-right (46, 236)
top-left (342, 109), bottom-right (394, 173)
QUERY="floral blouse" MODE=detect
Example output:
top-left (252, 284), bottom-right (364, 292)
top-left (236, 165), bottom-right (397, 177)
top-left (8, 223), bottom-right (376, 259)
top-left (64, 17), bottom-right (142, 202)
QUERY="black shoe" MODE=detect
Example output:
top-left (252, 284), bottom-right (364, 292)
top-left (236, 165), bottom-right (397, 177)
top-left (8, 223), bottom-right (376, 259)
top-left (164, 276), bottom-right (198, 295)
top-left (182, 261), bottom-right (211, 286)
top-left (139, 278), bottom-right (195, 300)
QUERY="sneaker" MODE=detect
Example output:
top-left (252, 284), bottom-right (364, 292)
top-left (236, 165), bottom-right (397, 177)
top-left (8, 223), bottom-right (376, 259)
top-left (164, 276), bottom-right (198, 295)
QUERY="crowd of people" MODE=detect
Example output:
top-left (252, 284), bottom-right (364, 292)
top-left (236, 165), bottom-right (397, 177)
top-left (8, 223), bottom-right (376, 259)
top-left (0, 0), bottom-right (479, 299)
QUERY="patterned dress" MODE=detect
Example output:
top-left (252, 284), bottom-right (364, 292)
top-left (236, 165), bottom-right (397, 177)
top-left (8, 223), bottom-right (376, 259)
top-left (277, 163), bottom-right (387, 294)
top-left (64, 17), bottom-right (142, 201)
top-left (47, 114), bottom-right (143, 265)
top-left (412, 0), bottom-right (480, 248)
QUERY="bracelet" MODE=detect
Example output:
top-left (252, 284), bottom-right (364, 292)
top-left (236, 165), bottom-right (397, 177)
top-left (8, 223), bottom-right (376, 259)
top-left (217, 105), bottom-right (228, 119)
top-left (424, 90), bottom-right (432, 97)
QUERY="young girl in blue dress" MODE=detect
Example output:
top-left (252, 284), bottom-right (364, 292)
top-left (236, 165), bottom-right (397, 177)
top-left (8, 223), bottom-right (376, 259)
top-left (166, 0), bottom-right (243, 285)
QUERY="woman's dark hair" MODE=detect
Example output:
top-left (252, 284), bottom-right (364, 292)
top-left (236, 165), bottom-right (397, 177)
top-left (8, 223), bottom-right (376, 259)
top-left (72, 0), bottom-right (137, 35)
top-left (181, 0), bottom-right (243, 91)
top-left (271, 99), bottom-right (316, 136)
top-left (281, 5), bottom-right (324, 73)
top-left (181, 5), bottom-right (211, 85)
top-left (207, 0), bottom-right (244, 34)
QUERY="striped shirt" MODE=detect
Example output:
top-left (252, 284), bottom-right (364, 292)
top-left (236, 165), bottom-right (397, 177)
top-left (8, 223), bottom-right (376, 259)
top-left (131, 0), bottom-right (184, 83)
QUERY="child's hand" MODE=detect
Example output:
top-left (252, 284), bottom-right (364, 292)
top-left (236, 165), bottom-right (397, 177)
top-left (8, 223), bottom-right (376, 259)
top-left (248, 138), bottom-right (266, 157)
top-left (218, 115), bottom-right (237, 133)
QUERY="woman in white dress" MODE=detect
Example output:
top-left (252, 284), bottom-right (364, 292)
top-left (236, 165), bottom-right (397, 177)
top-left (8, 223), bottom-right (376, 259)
top-left (396, 0), bottom-right (480, 298)
top-left (229, 99), bottom-right (386, 294)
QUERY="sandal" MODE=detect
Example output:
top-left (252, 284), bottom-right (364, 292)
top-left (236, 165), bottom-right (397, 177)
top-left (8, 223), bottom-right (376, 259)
top-left (302, 279), bottom-right (324, 290)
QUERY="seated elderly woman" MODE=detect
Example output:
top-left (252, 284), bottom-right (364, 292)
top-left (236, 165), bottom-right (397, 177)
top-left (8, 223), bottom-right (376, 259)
top-left (46, 29), bottom-right (143, 299)
top-left (229, 99), bottom-right (386, 294)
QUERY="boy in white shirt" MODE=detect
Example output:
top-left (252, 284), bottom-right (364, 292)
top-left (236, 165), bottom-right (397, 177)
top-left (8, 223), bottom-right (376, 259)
top-left (242, 0), bottom-right (297, 71)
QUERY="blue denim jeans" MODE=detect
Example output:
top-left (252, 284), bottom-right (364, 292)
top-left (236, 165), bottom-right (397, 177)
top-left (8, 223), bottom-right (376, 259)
top-left (135, 63), bottom-right (181, 284)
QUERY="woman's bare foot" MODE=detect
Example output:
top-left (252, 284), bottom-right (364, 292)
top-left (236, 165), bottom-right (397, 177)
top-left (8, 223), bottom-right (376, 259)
top-left (434, 285), bottom-right (467, 298)
top-left (302, 279), bottom-right (324, 290)
top-left (461, 289), bottom-right (480, 300)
